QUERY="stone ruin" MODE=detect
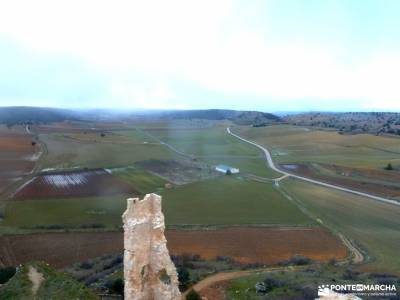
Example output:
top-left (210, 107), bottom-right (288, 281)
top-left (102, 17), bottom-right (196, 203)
top-left (123, 193), bottom-right (181, 300)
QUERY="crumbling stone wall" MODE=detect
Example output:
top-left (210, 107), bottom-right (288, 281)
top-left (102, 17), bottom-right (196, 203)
top-left (123, 193), bottom-right (181, 300)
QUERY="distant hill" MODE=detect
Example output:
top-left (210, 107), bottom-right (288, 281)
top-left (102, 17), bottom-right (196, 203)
top-left (156, 109), bottom-right (281, 125)
top-left (0, 107), bottom-right (77, 125)
top-left (0, 107), bottom-right (281, 126)
top-left (285, 112), bottom-right (400, 135)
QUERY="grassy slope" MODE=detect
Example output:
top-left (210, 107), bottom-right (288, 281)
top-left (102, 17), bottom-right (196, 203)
top-left (226, 265), bottom-right (399, 300)
top-left (235, 125), bottom-right (400, 169)
top-left (281, 178), bottom-right (400, 273)
top-left (0, 262), bottom-right (99, 300)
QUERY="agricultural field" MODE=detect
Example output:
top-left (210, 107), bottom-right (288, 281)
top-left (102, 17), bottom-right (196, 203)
top-left (281, 178), bottom-right (400, 274)
top-left (161, 176), bottom-right (312, 226)
top-left (2, 116), bottom-right (399, 291)
top-left (0, 227), bottom-right (347, 269)
top-left (142, 125), bottom-right (281, 178)
top-left (135, 159), bottom-right (219, 184)
top-left (0, 125), bottom-right (38, 195)
top-left (166, 227), bottom-right (347, 264)
top-left (2, 195), bottom-right (128, 229)
top-left (235, 125), bottom-right (400, 169)
top-left (235, 125), bottom-right (400, 199)
top-left (35, 130), bottom-right (179, 170)
top-left (2, 176), bottom-right (312, 229)
top-left (12, 169), bottom-right (135, 200)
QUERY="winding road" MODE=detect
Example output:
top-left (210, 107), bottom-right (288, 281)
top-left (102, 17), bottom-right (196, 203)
top-left (227, 127), bottom-right (400, 207)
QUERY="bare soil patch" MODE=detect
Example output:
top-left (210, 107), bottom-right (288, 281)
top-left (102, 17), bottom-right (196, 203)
top-left (136, 159), bottom-right (218, 184)
top-left (12, 169), bottom-right (137, 200)
top-left (28, 266), bottom-right (44, 297)
top-left (0, 227), bottom-right (347, 268)
top-left (199, 281), bottom-right (229, 300)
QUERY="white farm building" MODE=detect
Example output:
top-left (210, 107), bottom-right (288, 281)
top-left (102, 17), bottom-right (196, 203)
top-left (215, 164), bottom-right (240, 174)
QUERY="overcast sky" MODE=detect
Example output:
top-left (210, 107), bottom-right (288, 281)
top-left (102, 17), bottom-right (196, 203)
top-left (1, 0), bottom-right (400, 111)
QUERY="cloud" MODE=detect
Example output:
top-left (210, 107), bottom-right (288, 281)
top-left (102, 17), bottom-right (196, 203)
top-left (0, 0), bottom-right (399, 110)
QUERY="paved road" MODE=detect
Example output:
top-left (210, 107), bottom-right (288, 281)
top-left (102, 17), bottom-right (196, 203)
top-left (227, 127), bottom-right (400, 207)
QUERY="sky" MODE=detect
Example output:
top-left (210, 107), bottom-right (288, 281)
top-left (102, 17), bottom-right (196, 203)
top-left (1, 0), bottom-right (400, 112)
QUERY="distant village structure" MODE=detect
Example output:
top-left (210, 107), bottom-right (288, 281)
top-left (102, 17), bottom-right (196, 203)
top-left (123, 193), bottom-right (181, 300)
top-left (215, 164), bottom-right (240, 174)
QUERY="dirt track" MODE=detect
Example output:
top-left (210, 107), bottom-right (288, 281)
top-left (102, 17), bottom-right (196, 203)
top-left (182, 265), bottom-right (307, 298)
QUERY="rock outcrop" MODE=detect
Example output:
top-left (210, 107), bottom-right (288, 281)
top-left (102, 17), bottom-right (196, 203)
top-left (123, 193), bottom-right (181, 300)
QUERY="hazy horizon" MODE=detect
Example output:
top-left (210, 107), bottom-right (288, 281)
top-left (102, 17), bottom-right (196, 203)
top-left (1, 0), bottom-right (400, 111)
top-left (3, 105), bottom-right (400, 115)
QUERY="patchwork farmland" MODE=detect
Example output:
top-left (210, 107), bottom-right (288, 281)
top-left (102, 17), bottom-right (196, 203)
top-left (235, 125), bottom-right (400, 201)
top-left (1, 113), bottom-right (400, 297)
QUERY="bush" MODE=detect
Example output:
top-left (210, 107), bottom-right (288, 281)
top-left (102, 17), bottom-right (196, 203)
top-left (0, 267), bottom-right (16, 284)
top-left (215, 256), bottom-right (233, 263)
top-left (262, 276), bottom-right (283, 292)
top-left (186, 289), bottom-right (201, 300)
top-left (106, 278), bottom-right (124, 295)
top-left (80, 261), bottom-right (93, 270)
top-left (385, 163), bottom-right (394, 170)
top-left (279, 255), bottom-right (312, 266)
top-left (289, 255), bottom-right (312, 266)
top-left (328, 258), bottom-right (337, 266)
top-left (342, 268), bottom-right (359, 280)
top-left (178, 267), bottom-right (190, 289)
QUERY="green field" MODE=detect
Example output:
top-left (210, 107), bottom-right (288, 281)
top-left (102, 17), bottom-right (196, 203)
top-left (36, 130), bottom-right (179, 170)
top-left (3, 195), bottom-right (128, 229)
top-left (235, 125), bottom-right (400, 169)
top-left (36, 123), bottom-right (280, 179)
top-left (162, 176), bottom-right (312, 226)
top-left (111, 166), bottom-right (167, 194)
top-left (281, 178), bottom-right (400, 273)
top-left (3, 176), bottom-right (312, 229)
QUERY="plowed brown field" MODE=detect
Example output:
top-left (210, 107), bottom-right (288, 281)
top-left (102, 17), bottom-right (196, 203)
top-left (167, 227), bottom-right (348, 264)
top-left (0, 227), bottom-right (347, 268)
